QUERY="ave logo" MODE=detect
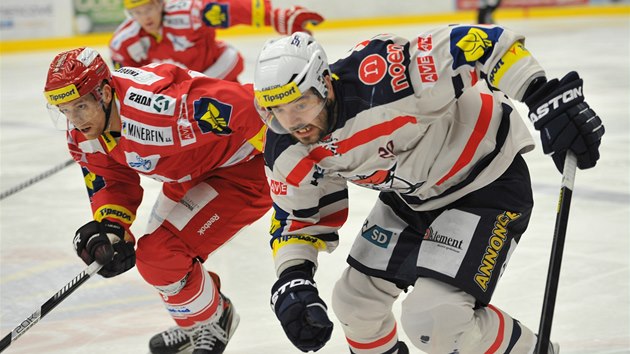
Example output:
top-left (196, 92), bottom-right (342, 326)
top-left (270, 179), bottom-right (288, 195)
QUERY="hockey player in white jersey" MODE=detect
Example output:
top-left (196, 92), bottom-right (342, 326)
top-left (253, 28), bottom-right (603, 353)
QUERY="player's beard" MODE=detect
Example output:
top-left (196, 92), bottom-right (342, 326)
top-left (291, 99), bottom-right (336, 145)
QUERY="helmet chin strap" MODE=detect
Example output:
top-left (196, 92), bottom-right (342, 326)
top-left (101, 88), bottom-right (115, 134)
top-left (322, 97), bottom-right (337, 137)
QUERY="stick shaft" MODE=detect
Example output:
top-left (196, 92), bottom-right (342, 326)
top-left (0, 262), bottom-right (102, 353)
top-left (0, 159), bottom-right (74, 201)
top-left (535, 151), bottom-right (577, 354)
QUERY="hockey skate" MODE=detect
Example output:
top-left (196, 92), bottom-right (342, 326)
top-left (149, 293), bottom-right (240, 354)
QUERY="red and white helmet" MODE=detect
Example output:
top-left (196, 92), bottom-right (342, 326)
top-left (44, 47), bottom-right (111, 129)
top-left (44, 47), bottom-right (111, 106)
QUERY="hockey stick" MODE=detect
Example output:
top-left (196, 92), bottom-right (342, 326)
top-left (535, 150), bottom-right (577, 354)
top-left (0, 158), bottom-right (74, 201)
top-left (0, 261), bottom-right (103, 353)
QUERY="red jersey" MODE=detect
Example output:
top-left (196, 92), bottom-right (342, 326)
top-left (67, 63), bottom-right (266, 229)
top-left (109, 0), bottom-right (273, 76)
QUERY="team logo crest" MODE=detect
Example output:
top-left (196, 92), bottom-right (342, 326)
top-left (202, 3), bottom-right (229, 28)
top-left (451, 26), bottom-right (504, 67)
top-left (81, 166), bottom-right (105, 200)
top-left (193, 97), bottom-right (233, 135)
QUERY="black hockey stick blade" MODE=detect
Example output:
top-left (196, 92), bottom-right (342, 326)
top-left (535, 150), bottom-right (577, 354)
top-left (0, 261), bottom-right (103, 353)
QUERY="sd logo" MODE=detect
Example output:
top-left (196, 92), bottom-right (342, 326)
top-left (361, 222), bottom-right (393, 248)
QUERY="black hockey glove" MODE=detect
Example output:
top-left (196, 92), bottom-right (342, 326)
top-left (524, 71), bottom-right (604, 173)
top-left (73, 220), bottom-right (136, 278)
top-left (270, 261), bottom-right (333, 352)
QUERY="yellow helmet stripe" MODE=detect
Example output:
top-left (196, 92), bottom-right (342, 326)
top-left (44, 84), bottom-right (80, 105)
top-left (254, 82), bottom-right (302, 108)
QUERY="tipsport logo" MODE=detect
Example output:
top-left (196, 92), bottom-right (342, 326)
top-left (45, 84), bottom-right (80, 105)
top-left (193, 97), bottom-right (233, 135)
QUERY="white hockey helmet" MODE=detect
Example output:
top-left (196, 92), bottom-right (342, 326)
top-left (253, 32), bottom-right (330, 134)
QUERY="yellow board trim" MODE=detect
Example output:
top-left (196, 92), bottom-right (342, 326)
top-left (1, 5), bottom-right (628, 54)
top-left (252, 0), bottom-right (266, 28)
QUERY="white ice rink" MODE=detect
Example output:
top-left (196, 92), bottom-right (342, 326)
top-left (1, 15), bottom-right (629, 354)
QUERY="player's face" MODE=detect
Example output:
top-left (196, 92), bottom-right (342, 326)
top-left (128, 0), bottom-right (163, 35)
top-left (56, 94), bottom-right (105, 140)
top-left (270, 90), bottom-right (329, 145)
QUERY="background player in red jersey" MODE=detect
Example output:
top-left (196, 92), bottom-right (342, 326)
top-left (44, 47), bottom-right (272, 354)
top-left (110, 0), bottom-right (324, 82)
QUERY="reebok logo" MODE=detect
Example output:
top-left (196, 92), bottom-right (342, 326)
top-left (197, 214), bottom-right (220, 235)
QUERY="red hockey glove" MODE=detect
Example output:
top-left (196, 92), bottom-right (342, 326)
top-left (73, 220), bottom-right (136, 278)
top-left (271, 6), bottom-right (324, 35)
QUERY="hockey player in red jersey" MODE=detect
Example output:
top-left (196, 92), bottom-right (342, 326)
top-left (253, 30), bottom-right (604, 353)
top-left (110, 0), bottom-right (324, 82)
top-left (44, 47), bottom-right (272, 354)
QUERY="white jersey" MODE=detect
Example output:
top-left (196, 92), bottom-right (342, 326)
top-left (264, 25), bottom-right (544, 272)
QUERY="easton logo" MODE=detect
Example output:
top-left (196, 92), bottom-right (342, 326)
top-left (529, 87), bottom-right (583, 124)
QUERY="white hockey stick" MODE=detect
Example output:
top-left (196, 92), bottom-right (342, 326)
top-left (0, 261), bottom-right (103, 352)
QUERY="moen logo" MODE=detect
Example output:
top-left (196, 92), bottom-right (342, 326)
top-left (529, 87), bottom-right (583, 124)
top-left (474, 211), bottom-right (521, 291)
